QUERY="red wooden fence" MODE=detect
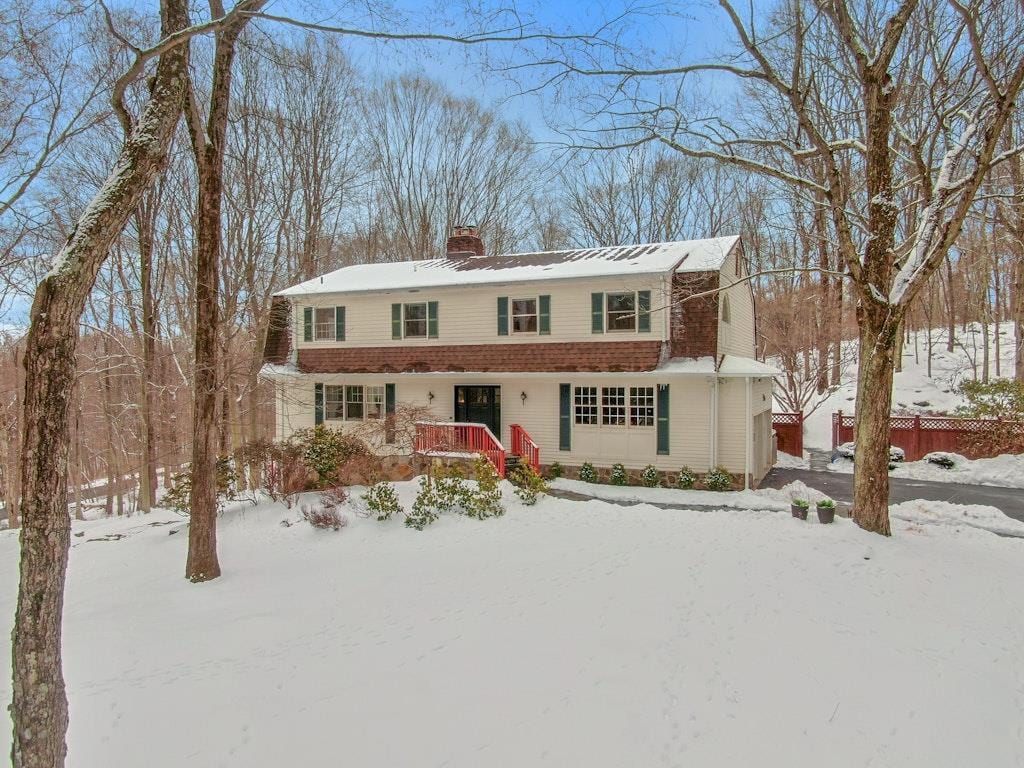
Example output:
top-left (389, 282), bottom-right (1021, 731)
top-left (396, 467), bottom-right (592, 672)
top-left (831, 411), bottom-right (1023, 461)
top-left (772, 412), bottom-right (804, 457)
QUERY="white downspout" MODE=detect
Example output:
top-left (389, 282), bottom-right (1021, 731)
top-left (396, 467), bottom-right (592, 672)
top-left (709, 376), bottom-right (718, 471)
top-left (744, 376), bottom-right (752, 490)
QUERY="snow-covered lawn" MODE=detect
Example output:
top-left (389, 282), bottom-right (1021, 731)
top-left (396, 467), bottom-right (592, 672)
top-left (828, 452), bottom-right (1024, 489)
top-left (2, 482), bottom-right (1023, 767)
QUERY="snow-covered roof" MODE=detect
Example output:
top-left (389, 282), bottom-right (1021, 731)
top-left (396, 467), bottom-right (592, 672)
top-left (655, 355), bottom-right (780, 377)
top-left (277, 236), bottom-right (739, 297)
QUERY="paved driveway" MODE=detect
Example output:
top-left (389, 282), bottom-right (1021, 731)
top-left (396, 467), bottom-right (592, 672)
top-left (762, 468), bottom-right (1024, 523)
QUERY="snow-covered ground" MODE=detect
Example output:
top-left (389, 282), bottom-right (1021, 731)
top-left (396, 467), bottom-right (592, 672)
top-left (2, 481), bottom-right (1023, 767)
top-left (798, 323), bottom-right (1018, 449)
top-left (828, 452), bottom-right (1024, 489)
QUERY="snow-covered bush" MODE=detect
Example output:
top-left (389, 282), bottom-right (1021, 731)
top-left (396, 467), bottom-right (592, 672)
top-left (835, 442), bottom-right (856, 460)
top-left (578, 462), bottom-right (598, 483)
top-left (407, 476), bottom-right (440, 530)
top-left (703, 466), bottom-right (734, 492)
top-left (889, 446), bottom-right (905, 462)
top-left (924, 452), bottom-right (960, 469)
top-left (546, 461), bottom-right (564, 479)
top-left (510, 463), bottom-right (549, 505)
top-left (301, 503), bottom-right (348, 531)
top-left (834, 442), bottom-right (906, 464)
top-left (640, 465), bottom-right (660, 487)
top-left (433, 463), bottom-right (471, 512)
top-left (609, 463), bottom-right (628, 485)
top-left (464, 455), bottom-right (504, 519)
top-left (362, 482), bottom-right (403, 521)
top-left (676, 466), bottom-right (697, 489)
top-left (162, 456), bottom-right (238, 515)
top-left (289, 425), bottom-right (370, 488)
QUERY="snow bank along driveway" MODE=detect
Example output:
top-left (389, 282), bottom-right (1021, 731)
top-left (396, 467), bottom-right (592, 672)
top-left (1, 487), bottom-right (1022, 767)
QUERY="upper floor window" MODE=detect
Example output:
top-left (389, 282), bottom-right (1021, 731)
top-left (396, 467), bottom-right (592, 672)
top-left (393, 301), bottom-right (437, 339)
top-left (304, 305), bottom-right (345, 342)
top-left (404, 302), bottom-right (427, 338)
top-left (512, 298), bottom-right (538, 333)
top-left (315, 307), bottom-right (336, 341)
top-left (592, 290), bottom-right (650, 334)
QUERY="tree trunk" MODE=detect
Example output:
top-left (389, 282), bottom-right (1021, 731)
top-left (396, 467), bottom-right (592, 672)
top-left (945, 256), bottom-right (956, 353)
top-left (1015, 257), bottom-right (1024, 380)
top-left (184, 0), bottom-right (264, 582)
top-left (852, 303), bottom-right (901, 536)
top-left (138, 202), bottom-right (158, 511)
top-left (10, 3), bottom-right (190, 764)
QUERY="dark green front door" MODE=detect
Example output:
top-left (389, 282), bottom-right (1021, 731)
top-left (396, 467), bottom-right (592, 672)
top-left (454, 386), bottom-right (501, 438)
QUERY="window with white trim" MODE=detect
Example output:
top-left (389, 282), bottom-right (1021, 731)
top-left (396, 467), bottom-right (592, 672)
top-left (511, 298), bottom-right (538, 333)
top-left (344, 385), bottom-right (364, 420)
top-left (629, 387), bottom-right (655, 426)
top-left (324, 385), bottom-right (344, 420)
top-left (574, 386), bottom-right (598, 425)
top-left (601, 386), bottom-right (627, 425)
top-left (403, 302), bottom-right (427, 338)
top-left (314, 307), bottom-right (336, 341)
top-left (366, 386), bottom-right (385, 420)
top-left (606, 292), bottom-right (636, 331)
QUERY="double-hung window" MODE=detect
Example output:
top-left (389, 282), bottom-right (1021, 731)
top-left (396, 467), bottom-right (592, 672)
top-left (606, 292), bottom-right (637, 331)
top-left (573, 386), bottom-right (598, 425)
top-left (324, 385), bottom-right (344, 420)
top-left (403, 303), bottom-right (427, 338)
top-left (601, 387), bottom-right (627, 425)
top-left (629, 387), bottom-right (655, 426)
top-left (314, 307), bottom-right (336, 341)
top-left (512, 298), bottom-right (538, 333)
top-left (344, 385), bottom-right (363, 420)
top-left (366, 386), bottom-right (385, 420)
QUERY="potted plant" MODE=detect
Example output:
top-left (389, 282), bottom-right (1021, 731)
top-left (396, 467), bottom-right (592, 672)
top-left (791, 498), bottom-right (810, 520)
top-left (816, 498), bottom-right (836, 524)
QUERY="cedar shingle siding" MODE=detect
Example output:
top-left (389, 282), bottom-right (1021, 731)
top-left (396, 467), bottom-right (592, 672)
top-left (670, 270), bottom-right (719, 358)
top-left (263, 297), bottom-right (292, 365)
top-left (297, 341), bottom-right (662, 374)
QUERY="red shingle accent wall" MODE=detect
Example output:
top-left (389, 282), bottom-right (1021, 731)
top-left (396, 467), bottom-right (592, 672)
top-left (263, 297), bottom-right (292, 364)
top-left (298, 341), bottom-right (663, 374)
top-left (670, 271), bottom-right (718, 358)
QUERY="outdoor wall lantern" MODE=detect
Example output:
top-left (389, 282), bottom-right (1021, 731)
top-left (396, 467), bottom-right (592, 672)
top-left (428, 391), bottom-right (435, 402)
top-left (520, 391), bottom-right (528, 404)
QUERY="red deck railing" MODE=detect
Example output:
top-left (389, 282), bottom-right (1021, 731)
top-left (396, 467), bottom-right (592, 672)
top-left (413, 421), bottom-right (506, 477)
top-left (509, 424), bottom-right (541, 472)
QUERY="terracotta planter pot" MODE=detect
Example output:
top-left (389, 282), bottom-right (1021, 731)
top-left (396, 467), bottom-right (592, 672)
top-left (791, 504), bottom-right (809, 520)
top-left (816, 504), bottom-right (835, 524)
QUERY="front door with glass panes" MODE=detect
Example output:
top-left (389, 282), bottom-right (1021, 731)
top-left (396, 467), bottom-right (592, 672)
top-left (454, 386), bottom-right (501, 439)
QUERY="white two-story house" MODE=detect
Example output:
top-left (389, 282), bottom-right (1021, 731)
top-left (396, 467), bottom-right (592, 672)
top-left (261, 227), bottom-right (777, 487)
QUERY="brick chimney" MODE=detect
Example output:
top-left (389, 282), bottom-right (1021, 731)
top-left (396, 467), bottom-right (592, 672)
top-left (446, 225), bottom-right (484, 257)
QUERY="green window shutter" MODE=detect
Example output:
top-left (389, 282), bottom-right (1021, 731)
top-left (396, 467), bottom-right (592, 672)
top-left (314, 382), bottom-right (324, 426)
top-left (391, 303), bottom-right (402, 339)
top-left (303, 307), bottom-right (313, 342)
top-left (559, 383), bottom-right (571, 451)
top-left (335, 306), bottom-right (346, 341)
top-left (591, 293), bottom-right (604, 333)
top-left (638, 290), bottom-right (651, 332)
top-left (427, 301), bottom-right (439, 338)
top-left (538, 295), bottom-right (551, 335)
top-left (497, 296), bottom-right (509, 336)
top-left (385, 383), bottom-right (396, 442)
top-left (656, 384), bottom-right (669, 455)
